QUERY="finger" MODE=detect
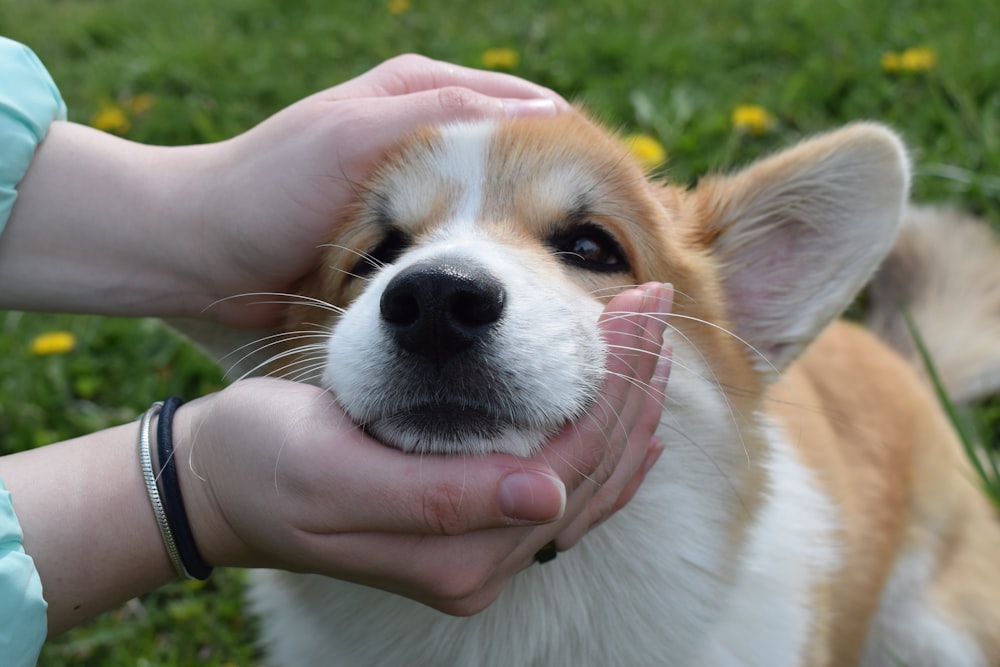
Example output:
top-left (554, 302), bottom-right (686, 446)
top-left (609, 283), bottom-right (673, 428)
top-left (293, 518), bottom-right (548, 616)
top-left (568, 333), bottom-right (671, 533)
top-left (389, 85), bottom-right (561, 121)
top-left (347, 84), bottom-right (561, 131)
top-left (336, 53), bottom-right (568, 108)
top-left (552, 436), bottom-right (666, 551)
top-left (538, 286), bottom-right (650, 482)
top-left (292, 528), bottom-right (507, 607)
top-left (525, 284), bottom-right (671, 553)
top-left (549, 395), bottom-right (665, 550)
top-left (297, 431), bottom-right (567, 536)
top-left (540, 283), bottom-right (672, 490)
top-left (609, 437), bottom-right (666, 516)
top-left (313, 86), bottom-right (565, 190)
top-left (595, 282), bottom-right (671, 426)
top-left (590, 282), bottom-right (672, 484)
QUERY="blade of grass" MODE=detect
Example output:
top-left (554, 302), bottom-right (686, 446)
top-left (903, 309), bottom-right (1000, 511)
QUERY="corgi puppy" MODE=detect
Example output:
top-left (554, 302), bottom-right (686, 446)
top-left (191, 112), bottom-right (1000, 665)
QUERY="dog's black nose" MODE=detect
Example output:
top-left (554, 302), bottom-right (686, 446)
top-left (380, 260), bottom-right (506, 363)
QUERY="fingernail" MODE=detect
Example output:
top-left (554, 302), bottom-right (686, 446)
top-left (649, 283), bottom-right (673, 353)
top-left (642, 438), bottom-right (666, 475)
top-left (637, 284), bottom-right (656, 337)
top-left (502, 98), bottom-right (559, 117)
top-left (657, 282), bottom-right (674, 319)
top-left (499, 471), bottom-right (567, 525)
top-left (653, 343), bottom-right (673, 386)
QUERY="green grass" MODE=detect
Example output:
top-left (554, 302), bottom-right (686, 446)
top-left (905, 310), bottom-right (1000, 511)
top-left (1, 0), bottom-right (998, 664)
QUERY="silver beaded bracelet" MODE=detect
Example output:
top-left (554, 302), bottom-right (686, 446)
top-left (138, 401), bottom-right (190, 580)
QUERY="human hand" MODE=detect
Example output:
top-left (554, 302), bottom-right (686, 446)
top-left (186, 54), bottom-right (568, 328)
top-left (176, 283), bottom-right (672, 614)
top-left (0, 55), bottom-right (565, 321)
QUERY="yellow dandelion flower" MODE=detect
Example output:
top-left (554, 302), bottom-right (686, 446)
top-left (127, 92), bottom-right (155, 115)
top-left (623, 134), bottom-right (667, 170)
top-left (30, 331), bottom-right (77, 356)
top-left (880, 51), bottom-right (902, 73)
top-left (882, 46), bottom-right (936, 74)
top-left (731, 104), bottom-right (776, 136)
top-left (481, 48), bottom-right (520, 70)
top-left (900, 46), bottom-right (936, 72)
top-left (90, 103), bottom-right (130, 134)
top-left (388, 0), bottom-right (410, 15)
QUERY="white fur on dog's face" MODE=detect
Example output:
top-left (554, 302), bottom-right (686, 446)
top-left (323, 233), bottom-right (605, 457)
top-left (310, 119), bottom-right (657, 456)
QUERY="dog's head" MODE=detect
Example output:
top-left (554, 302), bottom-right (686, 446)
top-left (278, 112), bottom-right (909, 458)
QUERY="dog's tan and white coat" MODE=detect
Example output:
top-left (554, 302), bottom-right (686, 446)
top-left (193, 112), bottom-right (1000, 665)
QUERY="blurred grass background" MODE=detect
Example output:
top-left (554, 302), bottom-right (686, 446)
top-left (1, 0), bottom-right (998, 664)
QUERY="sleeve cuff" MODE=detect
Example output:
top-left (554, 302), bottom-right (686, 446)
top-left (0, 478), bottom-right (48, 666)
top-left (0, 37), bottom-right (68, 233)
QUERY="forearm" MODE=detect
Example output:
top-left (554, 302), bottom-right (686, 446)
top-left (0, 121), bottom-right (219, 317)
top-left (0, 422), bottom-right (176, 636)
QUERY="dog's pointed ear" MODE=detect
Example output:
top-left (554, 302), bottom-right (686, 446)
top-left (694, 123), bottom-right (910, 375)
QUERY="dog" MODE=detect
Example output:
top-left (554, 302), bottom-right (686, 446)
top-left (184, 112), bottom-right (1000, 665)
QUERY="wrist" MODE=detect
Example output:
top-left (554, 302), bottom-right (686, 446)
top-left (168, 394), bottom-right (254, 570)
top-left (0, 121), bottom-right (221, 318)
top-left (154, 133), bottom-right (302, 328)
top-left (0, 421), bottom-right (179, 635)
top-left (142, 398), bottom-right (215, 580)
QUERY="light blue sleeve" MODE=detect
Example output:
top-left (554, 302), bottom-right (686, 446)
top-left (0, 478), bottom-right (47, 667)
top-left (0, 36), bottom-right (67, 233)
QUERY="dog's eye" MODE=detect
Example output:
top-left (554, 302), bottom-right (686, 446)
top-left (351, 229), bottom-right (410, 278)
top-left (549, 223), bottom-right (629, 272)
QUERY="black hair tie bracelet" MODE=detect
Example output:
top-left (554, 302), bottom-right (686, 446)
top-left (156, 396), bottom-right (213, 580)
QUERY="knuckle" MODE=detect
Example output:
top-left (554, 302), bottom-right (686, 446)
top-left (436, 86), bottom-right (484, 114)
top-left (437, 593), bottom-right (495, 617)
top-left (427, 563), bottom-right (492, 603)
top-left (594, 444), bottom-right (621, 482)
top-left (421, 482), bottom-right (470, 536)
top-left (433, 575), bottom-right (503, 616)
top-left (383, 52), bottom-right (429, 70)
top-left (575, 435), bottom-right (614, 482)
top-left (585, 486), bottom-right (618, 526)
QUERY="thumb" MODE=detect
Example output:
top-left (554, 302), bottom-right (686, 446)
top-left (333, 443), bottom-right (568, 535)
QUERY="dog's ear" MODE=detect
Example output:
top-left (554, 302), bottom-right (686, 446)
top-left (694, 123), bottom-right (910, 375)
